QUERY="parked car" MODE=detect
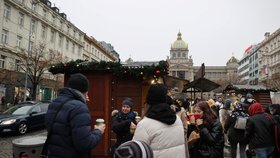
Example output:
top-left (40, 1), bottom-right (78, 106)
top-left (0, 101), bottom-right (49, 134)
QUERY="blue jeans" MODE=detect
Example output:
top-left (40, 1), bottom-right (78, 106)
top-left (255, 146), bottom-right (274, 158)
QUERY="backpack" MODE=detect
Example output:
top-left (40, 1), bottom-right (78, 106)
top-left (234, 116), bottom-right (248, 130)
top-left (234, 111), bottom-right (249, 130)
top-left (266, 114), bottom-right (280, 152)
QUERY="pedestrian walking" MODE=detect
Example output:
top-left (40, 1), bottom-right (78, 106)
top-left (224, 103), bottom-right (249, 158)
top-left (245, 102), bottom-right (275, 158)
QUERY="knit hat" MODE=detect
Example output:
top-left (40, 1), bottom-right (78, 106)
top-left (248, 102), bottom-right (264, 116)
top-left (146, 84), bottom-right (167, 105)
top-left (224, 99), bottom-right (232, 109)
top-left (122, 97), bottom-right (134, 108)
top-left (67, 73), bottom-right (89, 93)
top-left (246, 93), bottom-right (254, 99)
top-left (114, 140), bottom-right (154, 158)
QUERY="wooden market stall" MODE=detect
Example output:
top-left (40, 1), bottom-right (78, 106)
top-left (223, 84), bottom-right (277, 109)
top-left (49, 60), bottom-right (169, 157)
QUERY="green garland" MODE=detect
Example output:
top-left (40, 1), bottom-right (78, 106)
top-left (49, 59), bottom-right (169, 79)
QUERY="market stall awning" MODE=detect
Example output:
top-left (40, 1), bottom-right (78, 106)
top-left (182, 77), bottom-right (220, 92)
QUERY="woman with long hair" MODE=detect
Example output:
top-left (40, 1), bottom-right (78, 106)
top-left (188, 101), bottom-right (224, 158)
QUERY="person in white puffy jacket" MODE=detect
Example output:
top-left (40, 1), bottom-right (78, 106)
top-left (133, 84), bottom-right (186, 158)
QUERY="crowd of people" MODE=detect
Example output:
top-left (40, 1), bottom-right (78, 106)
top-left (43, 73), bottom-right (280, 158)
top-left (110, 84), bottom-right (280, 158)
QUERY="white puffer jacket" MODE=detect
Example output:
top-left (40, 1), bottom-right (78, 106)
top-left (133, 115), bottom-right (186, 158)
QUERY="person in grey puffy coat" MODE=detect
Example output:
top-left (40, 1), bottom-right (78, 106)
top-left (45, 73), bottom-right (105, 158)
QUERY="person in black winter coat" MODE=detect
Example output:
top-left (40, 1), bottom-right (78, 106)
top-left (224, 103), bottom-right (249, 158)
top-left (188, 101), bottom-right (224, 158)
top-left (245, 102), bottom-right (275, 158)
top-left (111, 98), bottom-right (137, 156)
top-left (45, 73), bottom-right (105, 158)
top-left (268, 104), bottom-right (280, 158)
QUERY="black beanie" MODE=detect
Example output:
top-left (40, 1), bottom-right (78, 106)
top-left (67, 73), bottom-right (89, 93)
top-left (146, 84), bottom-right (167, 105)
top-left (122, 97), bottom-right (134, 108)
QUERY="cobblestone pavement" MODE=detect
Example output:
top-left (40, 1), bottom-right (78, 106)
top-left (0, 128), bottom-right (232, 158)
top-left (0, 128), bottom-right (47, 158)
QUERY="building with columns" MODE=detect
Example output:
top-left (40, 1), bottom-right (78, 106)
top-left (167, 32), bottom-right (239, 99)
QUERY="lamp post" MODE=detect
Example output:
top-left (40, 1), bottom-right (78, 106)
top-left (23, 0), bottom-right (40, 101)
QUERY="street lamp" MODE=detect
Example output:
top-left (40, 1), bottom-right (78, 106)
top-left (23, 0), bottom-right (40, 101)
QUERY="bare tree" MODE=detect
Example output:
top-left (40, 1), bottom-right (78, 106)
top-left (16, 43), bottom-right (62, 100)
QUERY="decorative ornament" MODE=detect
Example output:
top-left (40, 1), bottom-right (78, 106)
top-left (156, 70), bottom-right (160, 74)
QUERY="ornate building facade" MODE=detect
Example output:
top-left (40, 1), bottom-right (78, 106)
top-left (167, 32), bottom-right (239, 99)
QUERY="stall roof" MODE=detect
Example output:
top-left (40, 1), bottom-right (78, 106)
top-left (223, 84), bottom-right (277, 93)
top-left (182, 77), bottom-right (220, 92)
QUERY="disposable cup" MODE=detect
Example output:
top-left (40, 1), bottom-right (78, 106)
top-left (96, 118), bottom-right (105, 126)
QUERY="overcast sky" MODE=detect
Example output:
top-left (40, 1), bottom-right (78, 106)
top-left (50, 0), bottom-right (280, 66)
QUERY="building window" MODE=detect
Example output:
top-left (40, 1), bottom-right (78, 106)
top-left (0, 55), bottom-right (6, 68)
top-left (178, 52), bottom-right (181, 58)
top-left (43, 9), bottom-right (47, 18)
top-left (29, 41), bottom-right (34, 51)
top-left (72, 43), bottom-right (75, 53)
top-left (58, 35), bottom-right (63, 47)
top-left (4, 4), bottom-right (11, 19)
top-left (18, 12), bottom-right (24, 26)
top-left (60, 21), bottom-right (63, 29)
top-left (66, 40), bottom-right (69, 50)
top-left (16, 35), bottom-right (22, 48)
top-left (50, 30), bottom-right (55, 43)
top-left (41, 25), bottom-right (46, 38)
top-left (1, 29), bottom-right (8, 44)
top-left (15, 59), bottom-right (20, 71)
top-left (31, 19), bottom-right (36, 34)
top-left (67, 26), bottom-right (70, 34)
top-left (177, 71), bottom-right (185, 79)
top-left (52, 15), bottom-right (56, 25)
top-left (31, 3), bottom-right (36, 11)
top-left (18, 0), bottom-right (24, 4)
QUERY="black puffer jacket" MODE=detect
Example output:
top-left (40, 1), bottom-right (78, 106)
top-left (45, 88), bottom-right (102, 158)
top-left (245, 113), bottom-right (274, 149)
top-left (111, 111), bottom-right (136, 148)
top-left (188, 119), bottom-right (224, 158)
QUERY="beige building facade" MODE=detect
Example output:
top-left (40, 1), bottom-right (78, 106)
top-left (0, 0), bottom-right (118, 103)
top-left (167, 32), bottom-right (239, 99)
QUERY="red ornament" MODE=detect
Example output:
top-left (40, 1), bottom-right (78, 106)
top-left (64, 64), bottom-right (68, 67)
top-left (156, 70), bottom-right (160, 74)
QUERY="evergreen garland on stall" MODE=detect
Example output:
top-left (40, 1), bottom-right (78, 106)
top-left (49, 59), bottom-right (169, 79)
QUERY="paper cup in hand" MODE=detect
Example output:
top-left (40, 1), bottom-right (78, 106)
top-left (96, 118), bottom-right (105, 127)
top-left (135, 116), bottom-right (141, 123)
top-left (130, 127), bottom-right (136, 134)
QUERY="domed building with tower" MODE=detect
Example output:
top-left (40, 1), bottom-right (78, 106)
top-left (167, 32), bottom-right (239, 98)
